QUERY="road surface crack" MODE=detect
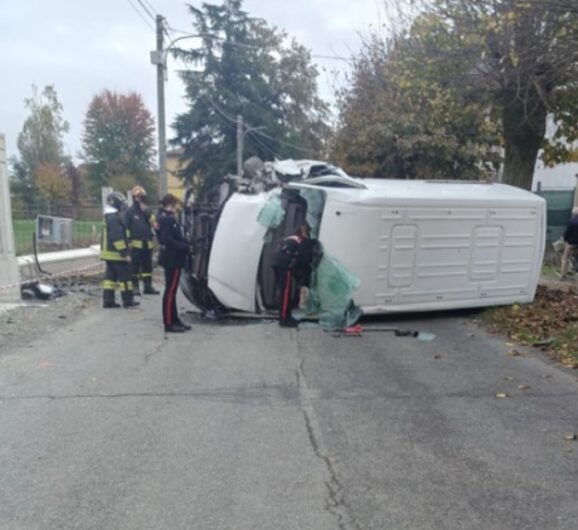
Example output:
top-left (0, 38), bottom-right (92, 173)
top-left (296, 354), bottom-right (361, 530)
top-left (144, 339), bottom-right (168, 365)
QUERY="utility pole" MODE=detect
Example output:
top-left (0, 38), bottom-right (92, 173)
top-left (236, 115), bottom-right (244, 177)
top-left (156, 14), bottom-right (168, 198)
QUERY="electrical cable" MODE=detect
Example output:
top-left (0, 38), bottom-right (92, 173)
top-left (249, 128), bottom-right (319, 157)
top-left (135, 0), bottom-right (156, 21)
top-left (246, 130), bottom-right (281, 160)
top-left (125, 0), bottom-right (155, 30)
top-left (200, 93), bottom-right (318, 157)
top-left (166, 26), bottom-right (350, 61)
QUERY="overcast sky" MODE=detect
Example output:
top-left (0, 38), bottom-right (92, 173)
top-left (0, 0), bottom-right (384, 163)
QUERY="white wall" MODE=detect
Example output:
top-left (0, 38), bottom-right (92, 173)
top-left (532, 160), bottom-right (578, 191)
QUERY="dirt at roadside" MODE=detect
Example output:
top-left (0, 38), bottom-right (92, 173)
top-left (0, 283), bottom-right (101, 355)
top-left (483, 279), bottom-right (578, 368)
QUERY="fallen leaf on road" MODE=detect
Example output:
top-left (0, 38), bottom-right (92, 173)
top-left (496, 392), bottom-right (508, 399)
top-left (505, 342), bottom-right (515, 347)
top-left (504, 376), bottom-right (514, 381)
top-left (517, 384), bottom-right (530, 390)
top-left (564, 433), bottom-right (577, 441)
top-left (507, 349), bottom-right (524, 357)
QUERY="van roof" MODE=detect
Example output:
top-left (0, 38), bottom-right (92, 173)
top-left (319, 178), bottom-right (545, 206)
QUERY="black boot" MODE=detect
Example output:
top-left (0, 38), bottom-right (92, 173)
top-left (175, 318), bottom-right (191, 331)
top-left (122, 290), bottom-right (140, 308)
top-left (103, 289), bottom-right (120, 308)
top-left (132, 277), bottom-right (141, 296)
top-left (143, 277), bottom-right (160, 295)
top-left (165, 323), bottom-right (186, 333)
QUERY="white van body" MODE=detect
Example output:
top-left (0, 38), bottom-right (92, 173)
top-left (200, 175), bottom-right (546, 315)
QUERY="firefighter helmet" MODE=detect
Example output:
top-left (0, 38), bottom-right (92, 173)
top-left (131, 185), bottom-right (146, 198)
top-left (106, 191), bottom-right (127, 211)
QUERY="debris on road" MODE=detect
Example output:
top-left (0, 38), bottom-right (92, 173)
top-left (496, 392), bottom-right (509, 399)
top-left (327, 324), bottom-right (434, 340)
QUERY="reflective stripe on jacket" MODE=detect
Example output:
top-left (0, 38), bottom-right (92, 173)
top-left (125, 203), bottom-right (154, 249)
top-left (100, 212), bottom-right (130, 261)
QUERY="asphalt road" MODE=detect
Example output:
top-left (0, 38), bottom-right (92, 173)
top-left (0, 294), bottom-right (577, 529)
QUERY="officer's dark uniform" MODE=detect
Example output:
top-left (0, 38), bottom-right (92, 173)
top-left (272, 234), bottom-right (314, 327)
top-left (100, 196), bottom-right (138, 308)
top-left (157, 207), bottom-right (189, 331)
top-left (125, 201), bottom-right (158, 295)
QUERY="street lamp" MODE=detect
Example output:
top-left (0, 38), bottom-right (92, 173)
top-left (150, 15), bottom-right (206, 197)
top-left (150, 20), bottom-right (267, 187)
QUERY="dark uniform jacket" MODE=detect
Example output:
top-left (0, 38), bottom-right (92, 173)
top-left (100, 211), bottom-right (129, 261)
top-left (272, 235), bottom-right (315, 285)
top-left (157, 209), bottom-right (189, 269)
top-left (564, 215), bottom-right (578, 245)
top-left (125, 202), bottom-right (154, 249)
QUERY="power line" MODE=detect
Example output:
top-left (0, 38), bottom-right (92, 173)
top-left (249, 128), bottom-right (319, 157)
top-left (135, 0), bottom-right (156, 21)
top-left (201, 93), bottom-right (318, 157)
top-left (166, 26), bottom-right (349, 61)
top-left (247, 130), bottom-right (281, 160)
top-left (141, 0), bottom-right (158, 16)
top-left (201, 94), bottom-right (238, 125)
top-left (125, 0), bottom-right (154, 29)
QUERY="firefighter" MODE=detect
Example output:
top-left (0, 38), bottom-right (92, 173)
top-left (271, 223), bottom-right (314, 327)
top-left (125, 185), bottom-right (160, 295)
top-left (100, 192), bottom-right (140, 308)
top-left (157, 193), bottom-right (191, 332)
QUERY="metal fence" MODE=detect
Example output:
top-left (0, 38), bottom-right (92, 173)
top-left (535, 188), bottom-right (575, 246)
top-left (11, 203), bottom-right (102, 256)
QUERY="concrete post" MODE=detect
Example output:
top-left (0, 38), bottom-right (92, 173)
top-left (0, 134), bottom-right (21, 303)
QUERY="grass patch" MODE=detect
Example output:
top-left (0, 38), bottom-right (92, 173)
top-left (541, 262), bottom-right (560, 280)
top-left (12, 218), bottom-right (101, 255)
top-left (483, 284), bottom-right (578, 368)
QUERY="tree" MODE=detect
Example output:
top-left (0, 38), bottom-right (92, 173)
top-left (17, 85), bottom-right (69, 173)
top-left (380, 0), bottom-right (578, 189)
top-left (332, 21), bottom-right (502, 180)
top-left (35, 163), bottom-right (71, 207)
top-left (11, 85), bottom-right (69, 213)
top-left (81, 90), bottom-right (156, 197)
top-left (172, 0), bottom-right (330, 193)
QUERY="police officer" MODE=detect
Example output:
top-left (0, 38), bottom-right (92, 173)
top-left (157, 193), bottom-right (191, 332)
top-left (271, 223), bottom-right (314, 327)
top-left (100, 192), bottom-right (139, 308)
top-left (125, 185), bottom-right (159, 295)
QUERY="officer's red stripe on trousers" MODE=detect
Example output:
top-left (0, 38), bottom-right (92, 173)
top-left (281, 271), bottom-right (292, 320)
top-left (166, 269), bottom-right (180, 325)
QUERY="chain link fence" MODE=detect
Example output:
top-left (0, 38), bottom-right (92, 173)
top-left (12, 203), bottom-right (103, 256)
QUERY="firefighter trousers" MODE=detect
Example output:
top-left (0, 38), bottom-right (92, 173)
top-left (131, 247), bottom-right (153, 292)
top-left (103, 260), bottom-right (134, 307)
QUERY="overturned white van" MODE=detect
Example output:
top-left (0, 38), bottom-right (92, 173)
top-left (181, 160), bottom-right (546, 317)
